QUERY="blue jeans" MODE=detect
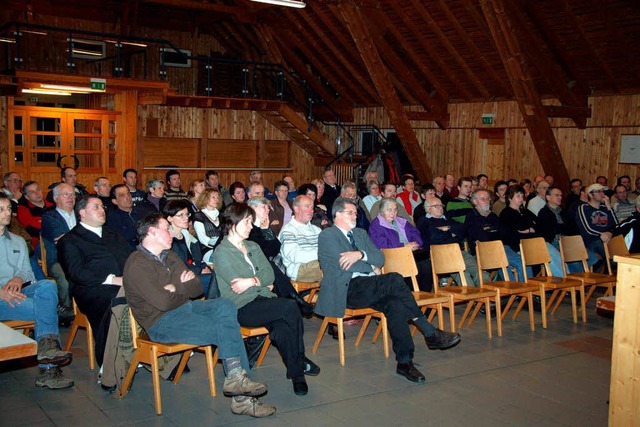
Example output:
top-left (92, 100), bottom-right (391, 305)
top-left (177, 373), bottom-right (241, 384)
top-left (0, 279), bottom-right (59, 342)
top-left (504, 245), bottom-right (525, 281)
top-left (148, 298), bottom-right (249, 372)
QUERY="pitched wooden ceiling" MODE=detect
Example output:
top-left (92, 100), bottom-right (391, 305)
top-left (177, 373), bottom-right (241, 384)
top-left (5, 0), bottom-right (639, 109)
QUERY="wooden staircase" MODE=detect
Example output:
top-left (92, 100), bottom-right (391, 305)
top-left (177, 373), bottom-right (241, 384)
top-left (259, 104), bottom-right (335, 158)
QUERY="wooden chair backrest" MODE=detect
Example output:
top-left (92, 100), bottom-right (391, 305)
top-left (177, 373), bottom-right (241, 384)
top-left (38, 236), bottom-right (48, 277)
top-left (128, 309), bottom-right (140, 349)
top-left (476, 240), bottom-right (510, 286)
top-left (519, 237), bottom-right (551, 279)
top-left (381, 246), bottom-right (419, 292)
top-left (605, 234), bottom-right (630, 274)
top-left (430, 243), bottom-right (469, 286)
top-left (559, 235), bottom-right (590, 274)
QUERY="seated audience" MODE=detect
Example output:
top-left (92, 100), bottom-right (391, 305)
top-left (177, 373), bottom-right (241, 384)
top-left (283, 175), bottom-right (298, 201)
top-left (576, 183), bottom-right (619, 259)
top-left (164, 200), bottom-right (212, 298)
top-left (144, 179), bottom-right (167, 212)
top-left (249, 171), bottom-right (271, 199)
top-left (214, 203), bottom-right (320, 396)
top-left (164, 169), bottom-right (188, 201)
top-left (526, 179), bottom-right (549, 216)
top-left (17, 180), bottom-right (53, 249)
top-left (229, 181), bottom-right (247, 204)
top-left (369, 198), bottom-right (432, 291)
top-left (246, 181), bottom-right (264, 199)
top-left (433, 175), bottom-right (452, 207)
top-left (46, 167), bottom-right (89, 204)
top-left (477, 173), bottom-right (489, 190)
top-left (105, 184), bottom-right (147, 250)
top-left (58, 196), bottom-right (132, 365)
top-left (192, 188), bottom-right (223, 262)
top-left (93, 177), bottom-right (113, 212)
top-left (566, 178), bottom-right (583, 210)
top-left (396, 174), bottom-right (420, 216)
top-left (0, 193), bottom-right (74, 389)
top-left (123, 213), bottom-right (276, 417)
top-left (188, 179), bottom-right (206, 213)
top-left (492, 180), bottom-right (508, 216)
top-left (615, 196), bottom-right (640, 253)
top-left (362, 180), bottom-right (382, 217)
top-left (445, 177), bottom-right (473, 223)
top-left (612, 184), bottom-right (635, 221)
top-left (412, 184), bottom-right (435, 224)
top-left (269, 180), bottom-right (293, 236)
top-left (336, 182), bottom-right (370, 231)
top-left (206, 170), bottom-right (232, 207)
top-left (2, 171), bottom-right (23, 211)
top-left (370, 183), bottom-right (413, 223)
top-left (319, 168), bottom-right (340, 209)
top-left (279, 195), bottom-right (323, 282)
top-left (123, 168), bottom-right (146, 206)
top-left (297, 183), bottom-right (331, 229)
top-left (315, 197), bottom-right (461, 383)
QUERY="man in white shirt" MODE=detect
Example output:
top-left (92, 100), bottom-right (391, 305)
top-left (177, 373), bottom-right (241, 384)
top-left (278, 195), bottom-right (322, 282)
top-left (526, 179), bottom-right (550, 216)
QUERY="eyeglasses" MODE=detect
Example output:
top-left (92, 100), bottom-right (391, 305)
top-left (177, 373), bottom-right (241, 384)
top-left (173, 212), bottom-right (191, 218)
top-left (58, 192), bottom-right (76, 198)
top-left (340, 210), bottom-right (358, 216)
top-left (428, 204), bottom-right (444, 209)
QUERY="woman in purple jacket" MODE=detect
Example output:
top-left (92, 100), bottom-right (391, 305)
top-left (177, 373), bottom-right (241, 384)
top-left (368, 198), bottom-right (433, 291)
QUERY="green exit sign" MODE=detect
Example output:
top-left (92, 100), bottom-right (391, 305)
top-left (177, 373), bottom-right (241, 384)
top-left (482, 114), bottom-right (495, 125)
top-left (90, 78), bottom-right (106, 91)
top-left (29, 97), bottom-right (39, 102)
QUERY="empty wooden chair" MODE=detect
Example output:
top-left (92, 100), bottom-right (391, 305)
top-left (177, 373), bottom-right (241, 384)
top-left (63, 298), bottom-right (95, 370)
top-left (379, 246), bottom-right (455, 334)
top-left (605, 234), bottom-right (630, 275)
top-left (430, 243), bottom-right (499, 337)
top-left (476, 241), bottom-right (541, 332)
top-left (560, 235), bottom-right (616, 305)
top-left (119, 309), bottom-right (218, 415)
top-left (312, 308), bottom-right (389, 366)
top-left (520, 237), bottom-right (586, 326)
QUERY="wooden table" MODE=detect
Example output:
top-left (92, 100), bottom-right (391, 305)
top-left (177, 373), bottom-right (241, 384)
top-left (0, 322), bottom-right (37, 362)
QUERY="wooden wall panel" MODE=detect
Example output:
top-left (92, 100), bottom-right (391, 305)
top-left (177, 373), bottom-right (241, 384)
top-left (142, 137), bottom-right (200, 168)
top-left (353, 94), bottom-right (640, 185)
top-left (207, 140), bottom-right (257, 168)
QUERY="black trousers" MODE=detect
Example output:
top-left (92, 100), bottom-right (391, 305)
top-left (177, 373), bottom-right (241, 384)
top-left (347, 272), bottom-right (425, 363)
top-left (237, 296), bottom-right (305, 378)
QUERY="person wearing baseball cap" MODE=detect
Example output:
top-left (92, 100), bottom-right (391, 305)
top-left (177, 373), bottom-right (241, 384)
top-left (576, 183), bottom-right (620, 259)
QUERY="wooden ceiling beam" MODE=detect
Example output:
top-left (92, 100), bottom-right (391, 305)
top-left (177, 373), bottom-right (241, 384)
top-left (480, 0), bottom-right (570, 191)
top-left (279, 10), bottom-right (379, 103)
top-left (409, 0), bottom-right (491, 99)
top-left (274, 26), bottom-right (369, 106)
top-left (437, 0), bottom-right (511, 96)
top-left (544, 105), bottom-right (592, 120)
top-left (371, 24), bottom-right (449, 128)
top-left (140, 0), bottom-right (256, 23)
top-left (271, 31), bottom-right (356, 118)
top-left (304, 4), bottom-right (381, 103)
top-left (337, 1), bottom-right (434, 183)
top-left (388, 1), bottom-right (474, 100)
top-left (504, 1), bottom-right (590, 128)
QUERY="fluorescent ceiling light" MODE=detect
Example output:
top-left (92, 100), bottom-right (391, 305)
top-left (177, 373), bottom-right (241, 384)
top-left (40, 84), bottom-right (105, 93)
top-left (0, 37), bottom-right (16, 43)
top-left (250, 0), bottom-right (306, 8)
top-left (22, 30), bottom-right (48, 36)
top-left (22, 89), bottom-right (72, 96)
top-left (105, 40), bottom-right (148, 48)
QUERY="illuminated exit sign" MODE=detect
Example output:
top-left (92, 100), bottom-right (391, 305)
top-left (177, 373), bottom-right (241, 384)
top-left (90, 78), bottom-right (106, 91)
top-left (482, 113), bottom-right (495, 125)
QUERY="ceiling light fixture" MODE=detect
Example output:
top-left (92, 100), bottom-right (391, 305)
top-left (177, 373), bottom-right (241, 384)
top-left (0, 37), bottom-right (16, 43)
top-left (105, 40), bottom-right (148, 48)
top-left (250, 0), bottom-right (306, 8)
top-left (40, 84), bottom-right (105, 93)
top-left (22, 88), bottom-right (72, 96)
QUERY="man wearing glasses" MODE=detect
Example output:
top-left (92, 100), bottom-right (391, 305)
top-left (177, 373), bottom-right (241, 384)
top-left (2, 172), bottom-right (23, 211)
top-left (577, 183), bottom-right (619, 258)
top-left (315, 197), bottom-right (461, 384)
top-left (58, 196), bottom-right (132, 363)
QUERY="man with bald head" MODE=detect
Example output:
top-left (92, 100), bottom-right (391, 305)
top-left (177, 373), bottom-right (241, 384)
top-left (278, 195), bottom-right (323, 282)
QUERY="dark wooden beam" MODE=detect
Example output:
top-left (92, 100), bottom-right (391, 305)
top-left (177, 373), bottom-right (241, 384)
top-left (337, 2), bottom-right (434, 184)
top-left (140, 0), bottom-right (256, 22)
top-left (409, 0), bottom-right (491, 99)
top-left (480, 0), bottom-right (570, 192)
top-left (544, 105), bottom-right (592, 119)
top-left (505, 1), bottom-right (590, 128)
top-left (406, 111), bottom-right (450, 122)
top-left (388, 1), bottom-right (474, 100)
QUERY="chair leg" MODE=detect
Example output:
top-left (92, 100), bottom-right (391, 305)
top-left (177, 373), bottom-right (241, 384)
top-left (448, 298), bottom-right (456, 333)
top-left (87, 325), bottom-right (95, 371)
top-left (172, 351), bottom-right (191, 384)
top-left (512, 296), bottom-right (527, 320)
top-left (551, 290), bottom-right (566, 314)
top-left (255, 336), bottom-right (271, 366)
top-left (150, 345), bottom-right (162, 415)
top-left (118, 348), bottom-right (142, 399)
top-left (312, 317), bottom-right (330, 354)
top-left (494, 294), bottom-right (502, 337)
top-left (569, 288), bottom-right (578, 324)
top-left (63, 320), bottom-right (79, 352)
top-left (526, 292), bottom-right (535, 331)
top-left (467, 302), bottom-right (482, 327)
top-left (355, 315), bottom-right (372, 346)
top-left (435, 305), bottom-right (444, 330)
top-left (539, 287), bottom-right (548, 329)
top-left (459, 302), bottom-right (474, 329)
top-left (584, 284), bottom-right (597, 305)
top-left (203, 346), bottom-right (217, 397)
top-left (546, 290), bottom-right (561, 312)
top-left (337, 319), bottom-right (346, 366)
top-left (373, 322), bottom-right (383, 343)
top-left (484, 298), bottom-right (492, 338)
top-left (579, 285), bottom-right (587, 323)
top-left (380, 315), bottom-right (389, 358)
top-left (501, 296), bottom-right (516, 320)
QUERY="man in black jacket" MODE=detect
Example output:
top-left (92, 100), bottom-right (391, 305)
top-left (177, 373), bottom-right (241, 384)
top-left (58, 196), bottom-right (132, 347)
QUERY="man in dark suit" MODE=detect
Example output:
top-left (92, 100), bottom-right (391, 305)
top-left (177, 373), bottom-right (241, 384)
top-left (319, 168), bottom-right (340, 209)
top-left (315, 197), bottom-right (461, 383)
top-left (58, 196), bottom-right (132, 352)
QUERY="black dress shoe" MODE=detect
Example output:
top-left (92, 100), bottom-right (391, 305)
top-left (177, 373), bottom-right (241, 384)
top-left (101, 383), bottom-right (117, 393)
top-left (327, 324), bottom-right (344, 340)
top-left (396, 361), bottom-right (425, 383)
top-left (426, 329), bottom-right (462, 350)
top-left (292, 376), bottom-right (308, 395)
top-left (303, 357), bottom-right (320, 376)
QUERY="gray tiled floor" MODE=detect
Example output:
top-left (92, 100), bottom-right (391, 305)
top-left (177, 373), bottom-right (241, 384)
top-left (1, 300), bottom-right (613, 426)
